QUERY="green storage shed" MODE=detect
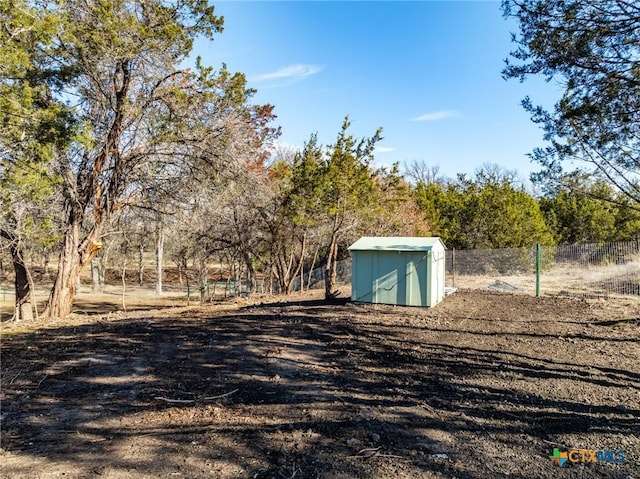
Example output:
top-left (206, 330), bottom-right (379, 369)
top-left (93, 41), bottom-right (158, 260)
top-left (348, 236), bottom-right (446, 307)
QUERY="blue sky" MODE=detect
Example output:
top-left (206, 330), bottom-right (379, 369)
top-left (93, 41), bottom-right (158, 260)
top-left (196, 1), bottom-right (564, 182)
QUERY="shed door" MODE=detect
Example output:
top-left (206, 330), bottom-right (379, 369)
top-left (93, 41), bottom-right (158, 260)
top-left (405, 252), bottom-right (427, 307)
top-left (373, 252), bottom-right (400, 305)
top-left (371, 252), bottom-right (428, 306)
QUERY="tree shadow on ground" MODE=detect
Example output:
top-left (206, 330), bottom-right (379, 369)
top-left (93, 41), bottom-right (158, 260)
top-left (1, 296), bottom-right (638, 478)
top-left (592, 317), bottom-right (639, 327)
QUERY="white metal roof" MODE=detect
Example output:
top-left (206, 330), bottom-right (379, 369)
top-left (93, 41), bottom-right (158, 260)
top-left (348, 236), bottom-right (445, 252)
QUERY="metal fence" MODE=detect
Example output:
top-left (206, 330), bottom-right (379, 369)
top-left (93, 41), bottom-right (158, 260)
top-left (292, 240), bottom-right (640, 300)
top-left (290, 260), bottom-right (352, 292)
top-left (4, 242), bottom-right (635, 312)
top-left (447, 240), bottom-right (640, 299)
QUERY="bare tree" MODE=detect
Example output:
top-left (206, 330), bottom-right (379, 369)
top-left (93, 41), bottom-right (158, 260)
top-left (403, 160), bottom-right (445, 185)
top-left (36, 2), bottom-right (277, 318)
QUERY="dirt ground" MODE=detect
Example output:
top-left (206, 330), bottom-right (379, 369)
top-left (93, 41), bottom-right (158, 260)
top-left (1, 290), bottom-right (638, 478)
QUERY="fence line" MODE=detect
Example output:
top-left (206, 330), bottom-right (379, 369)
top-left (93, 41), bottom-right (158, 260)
top-left (290, 240), bottom-right (640, 300)
top-left (2, 241), bottom-right (637, 309)
top-left (446, 240), bottom-right (640, 298)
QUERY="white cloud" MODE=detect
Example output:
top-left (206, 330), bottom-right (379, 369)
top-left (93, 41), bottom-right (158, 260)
top-left (253, 64), bottom-right (322, 83)
top-left (374, 146), bottom-right (395, 153)
top-left (411, 110), bottom-right (459, 122)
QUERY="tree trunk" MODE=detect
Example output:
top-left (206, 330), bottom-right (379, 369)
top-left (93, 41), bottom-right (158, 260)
top-left (121, 255), bottom-right (127, 311)
top-left (324, 234), bottom-right (339, 300)
top-left (306, 242), bottom-right (320, 291)
top-left (0, 229), bottom-right (35, 321)
top-left (234, 261), bottom-right (240, 297)
top-left (183, 258), bottom-right (190, 305)
top-left (177, 261), bottom-right (183, 285)
top-left (155, 224), bottom-right (164, 296)
top-left (287, 233), bottom-right (307, 294)
top-left (45, 222), bottom-right (82, 318)
top-left (99, 256), bottom-right (106, 289)
top-left (11, 241), bottom-right (34, 322)
top-left (272, 249), bottom-right (289, 294)
top-left (330, 248), bottom-right (339, 293)
top-left (99, 239), bottom-right (112, 290)
top-left (197, 256), bottom-right (208, 303)
top-left (283, 252), bottom-right (294, 294)
top-left (243, 252), bottom-right (256, 296)
top-left (45, 219), bottom-right (102, 318)
top-left (91, 258), bottom-right (102, 293)
top-left (138, 242), bottom-right (145, 286)
top-left (43, 248), bottom-right (51, 279)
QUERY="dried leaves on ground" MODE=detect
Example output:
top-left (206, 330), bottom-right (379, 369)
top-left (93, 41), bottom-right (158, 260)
top-left (1, 290), bottom-right (638, 478)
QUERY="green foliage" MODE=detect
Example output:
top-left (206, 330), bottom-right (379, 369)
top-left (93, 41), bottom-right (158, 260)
top-left (0, 1), bottom-right (69, 255)
top-left (614, 199), bottom-right (640, 241)
top-left (286, 133), bottom-right (324, 228)
top-left (368, 164), bottom-right (430, 237)
top-left (320, 117), bottom-right (382, 228)
top-left (272, 117), bottom-right (384, 254)
top-left (539, 175), bottom-right (640, 243)
top-left (0, 0), bottom-right (75, 162)
top-left (1, 0), bottom-right (279, 317)
top-left (265, 117), bottom-right (430, 297)
top-left (414, 180), bottom-right (452, 238)
top-left (415, 168), bottom-right (554, 249)
top-left (503, 0), bottom-right (640, 205)
top-left (4, 0), bottom-right (274, 231)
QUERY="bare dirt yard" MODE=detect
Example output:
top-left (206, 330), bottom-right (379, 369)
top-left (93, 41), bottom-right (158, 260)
top-left (1, 290), bottom-right (638, 478)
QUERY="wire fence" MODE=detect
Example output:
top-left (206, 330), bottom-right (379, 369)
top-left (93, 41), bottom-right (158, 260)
top-left (2, 241), bottom-right (638, 315)
top-left (290, 240), bottom-right (640, 300)
top-left (446, 240), bottom-right (640, 299)
top-left (290, 260), bottom-right (352, 292)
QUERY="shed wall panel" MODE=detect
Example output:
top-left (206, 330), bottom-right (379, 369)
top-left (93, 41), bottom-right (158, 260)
top-left (373, 252), bottom-right (400, 305)
top-left (405, 252), bottom-right (427, 307)
top-left (352, 251), bottom-right (373, 303)
top-left (349, 237), bottom-right (446, 307)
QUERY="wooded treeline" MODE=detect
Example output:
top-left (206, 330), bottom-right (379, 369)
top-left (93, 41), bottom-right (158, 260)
top-left (1, 0), bottom-right (639, 319)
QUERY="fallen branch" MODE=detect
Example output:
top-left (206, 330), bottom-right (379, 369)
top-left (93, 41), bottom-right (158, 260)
top-left (36, 374), bottom-right (48, 388)
top-left (154, 396), bottom-right (195, 404)
top-left (349, 447), bottom-right (405, 459)
top-left (154, 389), bottom-right (239, 404)
top-left (420, 401), bottom-right (442, 418)
top-left (351, 446), bottom-right (381, 458)
top-left (9, 370), bottom-right (22, 384)
top-left (203, 388), bottom-right (238, 400)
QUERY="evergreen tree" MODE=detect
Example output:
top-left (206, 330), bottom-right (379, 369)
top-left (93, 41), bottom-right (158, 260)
top-left (319, 117), bottom-right (382, 299)
top-left (415, 168), bottom-right (554, 249)
top-left (503, 0), bottom-right (640, 205)
top-left (540, 175), bottom-right (640, 243)
top-left (2, 0), bottom-right (277, 318)
top-left (0, 0), bottom-right (72, 320)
